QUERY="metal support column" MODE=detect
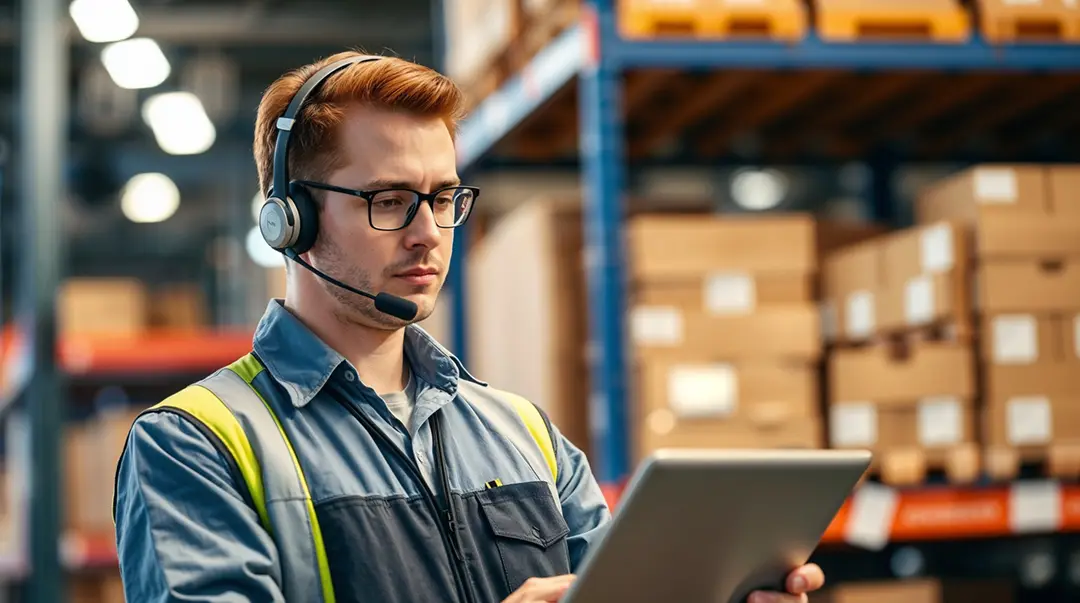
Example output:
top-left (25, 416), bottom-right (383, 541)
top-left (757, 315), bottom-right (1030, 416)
top-left (448, 217), bottom-right (470, 363)
top-left (579, 0), bottom-right (630, 485)
top-left (19, 0), bottom-right (68, 599)
top-left (868, 151), bottom-right (901, 227)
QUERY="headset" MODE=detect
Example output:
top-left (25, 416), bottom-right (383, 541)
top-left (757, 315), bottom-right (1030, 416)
top-left (257, 55), bottom-right (419, 321)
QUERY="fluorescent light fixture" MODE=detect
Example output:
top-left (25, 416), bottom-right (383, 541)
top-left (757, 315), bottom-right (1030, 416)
top-left (142, 92), bottom-right (216, 155)
top-left (730, 168), bottom-right (789, 211)
top-left (245, 226), bottom-right (285, 268)
top-left (121, 173), bottom-right (180, 224)
top-left (69, 0), bottom-right (139, 43)
top-left (101, 38), bottom-right (171, 90)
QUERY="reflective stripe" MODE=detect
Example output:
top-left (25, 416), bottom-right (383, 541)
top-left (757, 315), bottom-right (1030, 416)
top-left (224, 356), bottom-right (337, 603)
top-left (151, 386), bottom-right (272, 532)
top-left (200, 365), bottom-right (334, 603)
top-left (505, 393), bottom-right (558, 483)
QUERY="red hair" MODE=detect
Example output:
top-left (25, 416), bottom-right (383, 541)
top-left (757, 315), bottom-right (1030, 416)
top-left (253, 51), bottom-right (466, 197)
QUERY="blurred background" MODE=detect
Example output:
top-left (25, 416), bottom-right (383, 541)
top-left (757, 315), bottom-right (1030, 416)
top-left (1, 0), bottom-right (1080, 601)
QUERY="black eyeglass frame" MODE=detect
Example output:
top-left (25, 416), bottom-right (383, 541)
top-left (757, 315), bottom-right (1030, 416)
top-left (295, 179), bottom-right (480, 232)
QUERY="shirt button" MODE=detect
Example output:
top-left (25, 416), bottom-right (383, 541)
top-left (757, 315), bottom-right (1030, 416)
top-left (344, 371), bottom-right (356, 382)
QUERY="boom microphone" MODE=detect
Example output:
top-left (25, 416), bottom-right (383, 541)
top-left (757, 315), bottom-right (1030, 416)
top-left (283, 248), bottom-right (419, 321)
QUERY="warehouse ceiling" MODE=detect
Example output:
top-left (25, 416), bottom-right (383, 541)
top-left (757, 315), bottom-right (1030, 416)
top-left (0, 0), bottom-right (437, 287)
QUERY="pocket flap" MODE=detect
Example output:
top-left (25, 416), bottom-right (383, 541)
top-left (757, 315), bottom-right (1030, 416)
top-left (478, 482), bottom-right (570, 549)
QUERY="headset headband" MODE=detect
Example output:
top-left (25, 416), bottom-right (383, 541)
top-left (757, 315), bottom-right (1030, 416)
top-left (269, 54), bottom-right (384, 203)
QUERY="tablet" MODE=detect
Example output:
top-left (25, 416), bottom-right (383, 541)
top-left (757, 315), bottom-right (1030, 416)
top-left (563, 448), bottom-right (872, 603)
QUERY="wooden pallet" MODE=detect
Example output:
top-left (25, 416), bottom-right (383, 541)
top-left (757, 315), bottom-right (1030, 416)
top-left (976, 0), bottom-right (1080, 44)
top-left (864, 444), bottom-right (982, 486)
top-left (984, 443), bottom-right (1080, 481)
top-left (619, 0), bottom-right (808, 41)
top-left (816, 0), bottom-right (970, 43)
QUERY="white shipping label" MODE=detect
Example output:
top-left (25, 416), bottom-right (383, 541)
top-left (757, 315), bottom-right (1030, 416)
top-left (918, 396), bottom-right (963, 446)
top-left (904, 276), bottom-right (935, 326)
top-left (844, 483), bottom-right (899, 551)
top-left (1007, 396), bottom-right (1053, 445)
top-left (992, 315), bottom-right (1039, 364)
top-left (1010, 480), bottom-right (1062, 534)
top-left (974, 168), bottom-right (1019, 204)
top-left (845, 290), bottom-right (876, 339)
top-left (667, 364), bottom-right (738, 418)
top-left (704, 272), bottom-right (756, 315)
top-left (830, 402), bottom-right (877, 447)
top-left (920, 223), bottom-right (955, 274)
top-left (631, 306), bottom-right (683, 346)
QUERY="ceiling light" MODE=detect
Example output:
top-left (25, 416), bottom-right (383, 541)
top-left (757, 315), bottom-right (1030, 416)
top-left (142, 92), bottom-right (216, 155)
top-left (69, 0), bottom-right (139, 43)
top-left (730, 168), bottom-right (789, 211)
top-left (121, 173), bottom-right (180, 224)
top-left (245, 226), bottom-right (285, 268)
top-left (101, 38), bottom-right (171, 90)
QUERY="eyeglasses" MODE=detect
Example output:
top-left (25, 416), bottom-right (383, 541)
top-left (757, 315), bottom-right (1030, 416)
top-left (296, 180), bottom-right (479, 231)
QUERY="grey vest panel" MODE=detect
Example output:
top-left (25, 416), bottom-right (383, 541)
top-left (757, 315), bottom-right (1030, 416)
top-left (200, 368), bottom-right (325, 603)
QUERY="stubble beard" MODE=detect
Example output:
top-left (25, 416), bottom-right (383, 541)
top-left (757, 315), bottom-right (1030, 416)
top-left (315, 236), bottom-right (437, 330)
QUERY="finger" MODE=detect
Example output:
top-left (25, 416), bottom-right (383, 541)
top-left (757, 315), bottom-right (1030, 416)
top-left (748, 592), bottom-right (809, 603)
top-left (787, 563), bottom-right (826, 594)
top-left (522, 575), bottom-right (577, 601)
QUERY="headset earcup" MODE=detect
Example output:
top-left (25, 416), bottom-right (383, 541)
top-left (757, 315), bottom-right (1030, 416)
top-left (288, 181), bottom-right (320, 255)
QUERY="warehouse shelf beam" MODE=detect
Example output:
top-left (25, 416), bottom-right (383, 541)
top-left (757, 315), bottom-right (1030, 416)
top-left (453, 0), bottom-right (1080, 488)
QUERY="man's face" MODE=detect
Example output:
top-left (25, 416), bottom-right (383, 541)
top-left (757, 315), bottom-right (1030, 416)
top-left (307, 104), bottom-right (458, 330)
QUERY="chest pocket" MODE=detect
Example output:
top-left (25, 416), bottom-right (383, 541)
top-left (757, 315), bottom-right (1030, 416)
top-left (465, 481), bottom-right (571, 598)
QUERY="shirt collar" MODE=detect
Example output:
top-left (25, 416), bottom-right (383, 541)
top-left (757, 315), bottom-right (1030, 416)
top-left (251, 299), bottom-right (484, 408)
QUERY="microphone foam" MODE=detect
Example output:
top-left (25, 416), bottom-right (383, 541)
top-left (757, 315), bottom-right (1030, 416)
top-left (374, 292), bottom-right (419, 322)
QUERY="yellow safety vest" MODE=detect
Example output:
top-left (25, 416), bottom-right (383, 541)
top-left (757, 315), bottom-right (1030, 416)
top-left (119, 353), bottom-right (558, 603)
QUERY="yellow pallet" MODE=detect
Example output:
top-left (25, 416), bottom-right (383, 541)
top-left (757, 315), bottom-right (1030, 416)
top-left (976, 0), bottom-right (1080, 44)
top-left (619, 0), bottom-right (809, 41)
top-left (815, 0), bottom-right (971, 43)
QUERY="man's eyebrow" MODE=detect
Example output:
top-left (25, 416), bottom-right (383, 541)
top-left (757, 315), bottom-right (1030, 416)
top-left (360, 178), bottom-right (462, 191)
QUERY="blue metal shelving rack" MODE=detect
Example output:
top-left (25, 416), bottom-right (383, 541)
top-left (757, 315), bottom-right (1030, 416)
top-left (451, 0), bottom-right (1080, 488)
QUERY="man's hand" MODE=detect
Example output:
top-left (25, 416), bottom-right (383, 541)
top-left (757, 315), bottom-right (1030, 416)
top-left (502, 575), bottom-right (576, 603)
top-left (748, 563), bottom-right (826, 603)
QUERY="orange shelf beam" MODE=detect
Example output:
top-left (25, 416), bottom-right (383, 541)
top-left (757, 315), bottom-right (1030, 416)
top-left (2, 325), bottom-right (255, 377)
top-left (602, 481), bottom-right (1080, 547)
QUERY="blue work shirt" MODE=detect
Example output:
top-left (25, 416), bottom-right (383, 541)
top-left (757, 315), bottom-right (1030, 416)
top-left (114, 299), bottom-right (612, 602)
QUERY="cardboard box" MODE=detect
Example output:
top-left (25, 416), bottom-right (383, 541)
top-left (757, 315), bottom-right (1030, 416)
top-left (828, 341), bottom-right (976, 405)
top-left (151, 283), bottom-right (209, 329)
top-left (978, 313), bottom-right (1077, 365)
top-left (637, 412), bottom-right (822, 459)
top-left (828, 398), bottom-right (976, 451)
top-left (638, 359), bottom-right (817, 426)
top-left (59, 278), bottom-right (149, 336)
top-left (631, 306), bottom-right (821, 362)
top-left (632, 273), bottom-right (814, 314)
top-left (878, 222), bottom-right (972, 337)
top-left (984, 363), bottom-right (1080, 449)
top-left (812, 578), bottom-right (1014, 603)
top-left (916, 164), bottom-right (1080, 258)
top-left (821, 238), bottom-right (881, 342)
top-left (626, 213), bottom-right (882, 282)
top-left (467, 199), bottom-right (590, 452)
top-left (1049, 165), bottom-right (1080, 216)
top-left (977, 259), bottom-right (1080, 313)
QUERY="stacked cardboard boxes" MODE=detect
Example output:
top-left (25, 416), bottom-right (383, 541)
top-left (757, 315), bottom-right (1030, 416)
top-left (917, 165), bottom-right (1080, 479)
top-left (822, 221), bottom-right (979, 484)
top-left (810, 578), bottom-right (1013, 603)
top-left (626, 213), bottom-right (880, 461)
top-left (467, 198), bottom-right (591, 453)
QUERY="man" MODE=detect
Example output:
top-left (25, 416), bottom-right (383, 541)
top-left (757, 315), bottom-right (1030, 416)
top-left (113, 51), bottom-right (826, 603)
